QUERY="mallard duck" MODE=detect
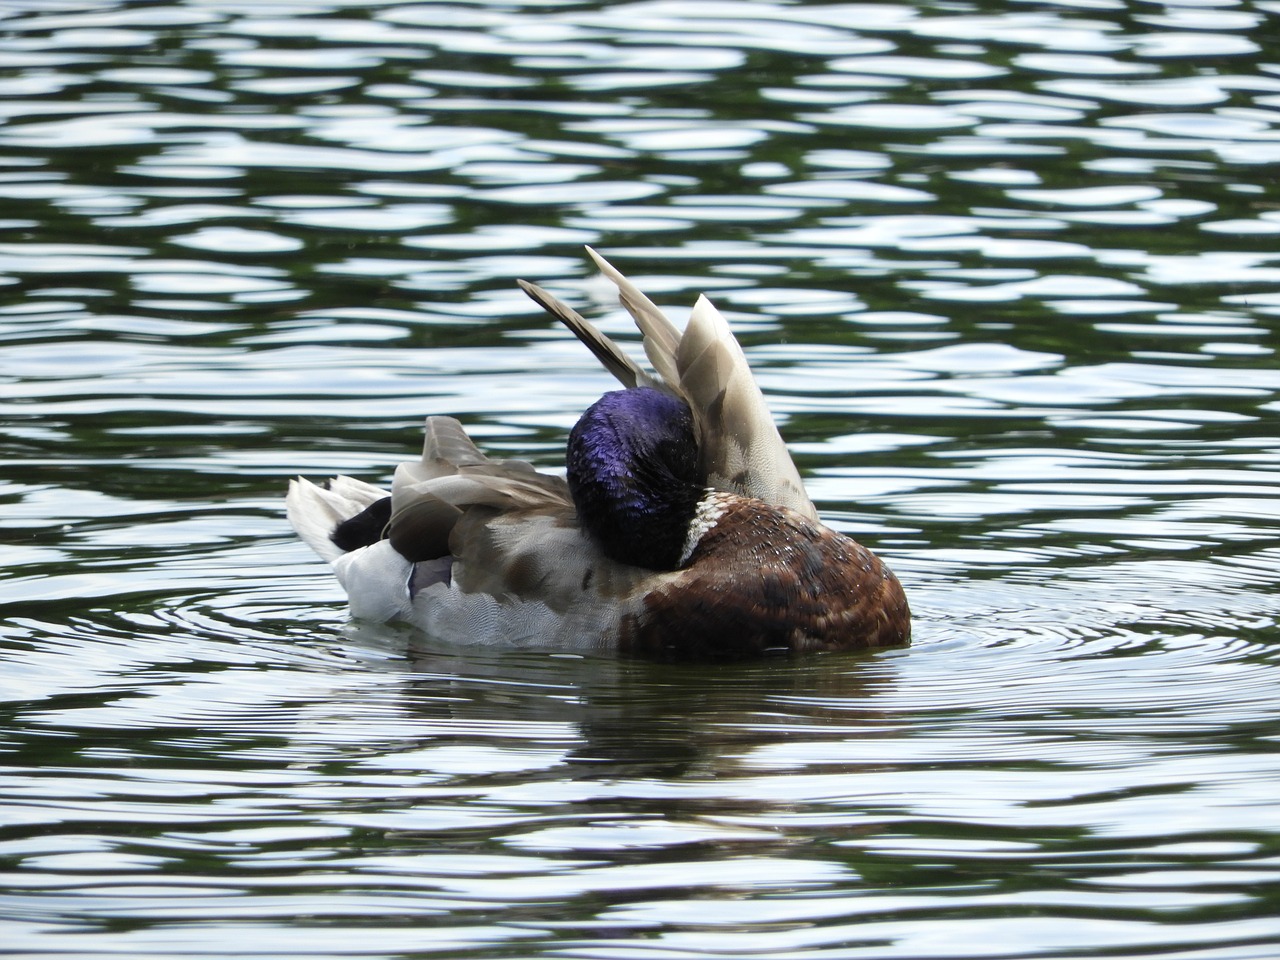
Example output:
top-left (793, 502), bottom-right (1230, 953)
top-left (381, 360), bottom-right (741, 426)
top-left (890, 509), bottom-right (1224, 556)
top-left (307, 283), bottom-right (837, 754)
top-left (287, 249), bottom-right (910, 660)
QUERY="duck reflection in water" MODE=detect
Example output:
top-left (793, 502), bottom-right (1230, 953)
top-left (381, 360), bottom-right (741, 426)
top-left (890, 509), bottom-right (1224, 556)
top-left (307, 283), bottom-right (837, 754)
top-left (351, 630), bottom-right (906, 778)
top-left (289, 249), bottom-right (910, 660)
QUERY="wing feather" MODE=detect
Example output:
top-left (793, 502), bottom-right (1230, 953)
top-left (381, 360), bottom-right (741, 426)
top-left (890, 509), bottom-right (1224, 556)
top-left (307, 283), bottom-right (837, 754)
top-left (516, 279), bottom-right (652, 390)
top-left (387, 416), bottom-right (572, 563)
top-left (583, 246), bottom-right (683, 386)
top-left (679, 295), bottom-right (816, 518)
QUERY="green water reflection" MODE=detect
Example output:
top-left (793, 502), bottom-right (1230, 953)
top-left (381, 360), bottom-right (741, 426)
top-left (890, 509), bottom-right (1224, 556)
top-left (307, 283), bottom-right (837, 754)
top-left (2, 0), bottom-right (1280, 957)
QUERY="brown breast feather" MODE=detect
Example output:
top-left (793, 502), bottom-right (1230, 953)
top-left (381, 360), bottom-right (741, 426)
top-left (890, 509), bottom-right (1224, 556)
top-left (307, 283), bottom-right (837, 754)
top-left (620, 497), bottom-right (911, 660)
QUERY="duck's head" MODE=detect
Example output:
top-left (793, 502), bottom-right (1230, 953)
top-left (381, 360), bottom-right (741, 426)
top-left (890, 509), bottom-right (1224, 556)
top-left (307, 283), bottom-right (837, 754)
top-left (567, 386), bottom-right (706, 571)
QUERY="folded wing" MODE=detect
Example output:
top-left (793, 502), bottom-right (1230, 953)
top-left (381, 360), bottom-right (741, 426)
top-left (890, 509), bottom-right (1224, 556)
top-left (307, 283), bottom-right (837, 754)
top-left (388, 416), bottom-right (572, 562)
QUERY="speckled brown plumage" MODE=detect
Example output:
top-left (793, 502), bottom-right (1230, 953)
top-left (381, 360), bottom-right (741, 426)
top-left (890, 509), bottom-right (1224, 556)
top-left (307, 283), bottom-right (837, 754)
top-left (620, 496), bottom-right (911, 661)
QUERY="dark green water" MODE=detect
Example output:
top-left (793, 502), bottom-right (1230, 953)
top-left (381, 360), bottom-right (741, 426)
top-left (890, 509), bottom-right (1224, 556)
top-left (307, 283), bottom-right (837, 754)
top-left (2, 1), bottom-right (1279, 957)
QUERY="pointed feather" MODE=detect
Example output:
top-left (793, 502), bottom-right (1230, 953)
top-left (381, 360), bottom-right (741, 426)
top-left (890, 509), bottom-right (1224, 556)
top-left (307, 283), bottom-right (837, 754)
top-left (395, 416), bottom-right (488, 489)
top-left (584, 247), bottom-right (683, 386)
top-left (517, 278), bottom-right (651, 390)
top-left (424, 416), bottom-right (488, 470)
top-left (677, 296), bottom-right (816, 518)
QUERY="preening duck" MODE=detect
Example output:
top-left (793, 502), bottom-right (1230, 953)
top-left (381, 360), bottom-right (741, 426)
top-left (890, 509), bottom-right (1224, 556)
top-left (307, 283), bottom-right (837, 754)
top-left (287, 249), bottom-right (910, 660)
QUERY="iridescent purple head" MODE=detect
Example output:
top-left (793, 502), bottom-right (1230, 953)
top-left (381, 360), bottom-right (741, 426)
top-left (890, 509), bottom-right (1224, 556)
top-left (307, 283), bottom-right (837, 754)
top-left (567, 387), bottom-right (704, 570)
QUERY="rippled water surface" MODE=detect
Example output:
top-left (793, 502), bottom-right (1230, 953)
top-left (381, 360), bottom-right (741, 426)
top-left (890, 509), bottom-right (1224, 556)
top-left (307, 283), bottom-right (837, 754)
top-left (3, 0), bottom-right (1280, 957)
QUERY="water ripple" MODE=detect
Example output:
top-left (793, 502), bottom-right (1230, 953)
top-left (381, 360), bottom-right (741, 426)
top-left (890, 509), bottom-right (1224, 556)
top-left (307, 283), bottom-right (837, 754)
top-left (3, 0), bottom-right (1280, 957)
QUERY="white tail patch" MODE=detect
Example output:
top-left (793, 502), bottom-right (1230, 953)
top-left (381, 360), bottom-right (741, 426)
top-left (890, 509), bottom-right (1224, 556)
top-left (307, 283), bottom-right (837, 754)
top-left (286, 476), bottom-right (388, 563)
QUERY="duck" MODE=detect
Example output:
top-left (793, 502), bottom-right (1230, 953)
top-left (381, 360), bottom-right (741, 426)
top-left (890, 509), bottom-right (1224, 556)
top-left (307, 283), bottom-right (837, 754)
top-left (287, 248), bottom-right (910, 660)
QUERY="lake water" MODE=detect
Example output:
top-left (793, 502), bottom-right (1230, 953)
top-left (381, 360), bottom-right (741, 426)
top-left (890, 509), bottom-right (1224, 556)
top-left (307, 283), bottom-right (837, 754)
top-left (2, 1), bottom-right (1280, 957)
